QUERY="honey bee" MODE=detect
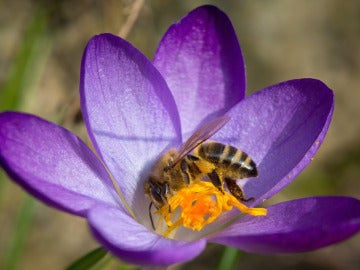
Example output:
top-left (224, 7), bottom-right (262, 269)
top-left (144, 116), bottom-right (258, 229)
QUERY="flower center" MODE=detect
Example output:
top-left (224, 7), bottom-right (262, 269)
top-left (155, 181), bottom-right (267, 237)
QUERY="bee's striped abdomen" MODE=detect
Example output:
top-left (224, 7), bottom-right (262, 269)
top-left (196, 142), bottom-right (257, 178)
top-left (196, 142), bottom-right (225, 164)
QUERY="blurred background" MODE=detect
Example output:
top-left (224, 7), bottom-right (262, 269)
top-left (0, 0), bottom-right (359, 269)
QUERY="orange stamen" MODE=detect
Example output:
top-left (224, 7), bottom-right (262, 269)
top-left (155, 181), bottom-right (267, 237)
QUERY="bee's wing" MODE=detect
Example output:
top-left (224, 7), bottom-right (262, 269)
top-left (172, 115), bottom-right (231, 166)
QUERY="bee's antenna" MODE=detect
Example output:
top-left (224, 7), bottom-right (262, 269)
top-left (149, 202), bottom-right (156, 230)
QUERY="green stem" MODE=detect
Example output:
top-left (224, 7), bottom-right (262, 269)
top-left (217, 246), bottom-right (241, 270)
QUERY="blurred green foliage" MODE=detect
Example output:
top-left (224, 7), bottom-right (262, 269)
top-left (0, 8), bottom-right (47, 110)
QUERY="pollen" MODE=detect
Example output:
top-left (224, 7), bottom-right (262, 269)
top-left (155, 181), bottom-right (267, 237)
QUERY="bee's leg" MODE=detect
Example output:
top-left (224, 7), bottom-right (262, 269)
top-left (208, 170), bottom-right (224, 193)
top-left (224, 177), bottom-right (254, 202)
top-left (149, 202), bottom-right (156, 230)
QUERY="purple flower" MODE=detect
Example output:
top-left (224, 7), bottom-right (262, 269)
top-left (1, 5), bottom-right (359, 267)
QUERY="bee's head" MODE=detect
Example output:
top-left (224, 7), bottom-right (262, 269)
top-left (144, 177), bottom-right (169, 209)
top-left (145, 178), bottom-right (170, 230)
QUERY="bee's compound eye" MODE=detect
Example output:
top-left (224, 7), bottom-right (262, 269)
top-left (151, 186), bottom-right (163, 203)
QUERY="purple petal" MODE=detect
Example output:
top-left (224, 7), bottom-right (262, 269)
top-left (210, 196), bottom-right (360, 253)
top-left (153, 5), bottom-right (246, 135)
top-left (0, 112), bottom-right (121, 216)
top-left (213, 78), bottom-right (334, 203)
top-left (88, 205), bottom-right (206, 266)
top-left (80, 34), bottom-right (181, 218)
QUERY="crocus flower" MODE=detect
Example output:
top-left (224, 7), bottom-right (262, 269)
top-left (1, 5), bottom-right (359, 267)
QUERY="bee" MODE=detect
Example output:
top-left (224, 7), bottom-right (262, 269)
top-left (144, 116), bottom-right (258, 229)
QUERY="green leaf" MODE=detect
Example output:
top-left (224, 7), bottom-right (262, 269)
top-left (66, 247), bottom-right (108, 270)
